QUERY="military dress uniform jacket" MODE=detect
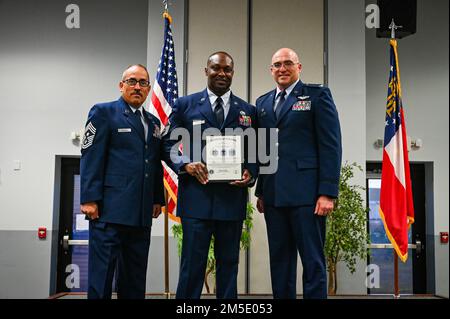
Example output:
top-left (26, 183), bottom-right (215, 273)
top-left (255, 81), bottom-right (342, 207)
top-left (80, 97), bottom-right (165, 227)
top-left (162, 89), bottom-right (257, 221)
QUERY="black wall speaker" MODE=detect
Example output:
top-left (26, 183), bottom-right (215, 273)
top-left (376, 0), bottom-right (417, 39)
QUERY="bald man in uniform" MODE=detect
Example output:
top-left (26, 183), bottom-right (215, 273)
top-left (255, 48), bottom-right (342, 299)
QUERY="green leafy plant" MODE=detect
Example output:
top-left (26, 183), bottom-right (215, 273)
top-left (172, 201), bottom-right (255, 293)
top-left (324, 162), bottom-right (370, 295)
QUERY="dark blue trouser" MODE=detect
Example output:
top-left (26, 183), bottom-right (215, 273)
top-left (264, 205), bottom-right (327, 299)
top-left (88, 221), bottom-right (151, 299)
top-left (176, 217), bottom-right (243, 299)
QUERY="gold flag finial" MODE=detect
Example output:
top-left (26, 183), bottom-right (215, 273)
top-left (162, 0), bottom-right (172, 23)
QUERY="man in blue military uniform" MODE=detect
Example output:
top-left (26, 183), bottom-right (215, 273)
top-left (255, 48), bottom-right (342, 299)
top-left (162, 52), bottom-right (257, 299)
top-left (80, 64), bottom-right (165, 299)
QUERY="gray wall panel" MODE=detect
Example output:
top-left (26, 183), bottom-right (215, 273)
top-left (328, 0), bottom-right (367, 294)
top-left (0, 231), bottom-right (52, 298)
top-left (249, 0), bottom-right (324, 294)
top-left (187, 0), bottom-right (248, 97)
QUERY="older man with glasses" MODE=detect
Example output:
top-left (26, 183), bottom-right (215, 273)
top-left (80, 64), bottom-right (165, 299)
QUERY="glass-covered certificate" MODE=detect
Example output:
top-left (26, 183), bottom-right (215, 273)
top-left (205, 135), bottom-right (242, 182)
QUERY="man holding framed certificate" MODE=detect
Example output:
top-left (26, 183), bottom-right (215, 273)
top-left (205, 134), bottom-right (242, 182)
top-left (162, 51), bottom-right (257, 299)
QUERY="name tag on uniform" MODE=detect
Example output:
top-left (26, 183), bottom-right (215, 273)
top-left (118, 128), bottom-right (132, 133)
top-left (193, 120), bottom-right (205, 126)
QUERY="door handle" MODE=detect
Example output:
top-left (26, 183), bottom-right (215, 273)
top-left (415, 239), bottom-right (422, 255)
top-left (62, 235), bottom-right (69, 251)
top-left (61, 235), bottom-right (88, 251)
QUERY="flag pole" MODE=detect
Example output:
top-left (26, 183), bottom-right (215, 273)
top-left (389, 18), bottom-right (402, 299)
top-left (394, 250), bottom-right (400, 298)
top-left (153, 0), bottom-right (179, 299)
top-left (162, 0), bottom-right (170, 300)
top-left (164, 186), bottom-right (170, 299)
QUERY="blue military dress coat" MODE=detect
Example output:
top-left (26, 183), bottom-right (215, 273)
top-left (163, 89), bottom-right (257, 221)
top-left (255, 80), bottom-right (342, 206)
top-left (80, 97), bottom-right (165, 227)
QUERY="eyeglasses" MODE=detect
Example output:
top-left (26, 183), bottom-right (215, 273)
top-left (271, 61), bottom-right (299, 70)
top-left (122, 78), bottom-right (150, 87)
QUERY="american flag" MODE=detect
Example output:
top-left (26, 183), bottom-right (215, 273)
top-left (150, 13), bottom-right (180, 223)
top-left (379, 39), bottom-right (414, 262)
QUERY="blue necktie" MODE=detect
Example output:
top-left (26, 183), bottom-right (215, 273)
top-left (214, 97), bottom-right (224, 127)
top-left (139, 110), bottom-right (149, 139)
top-left (274, 90), bottom-right (286, 119)
top-left (133, 109), bottom-right (146, 138)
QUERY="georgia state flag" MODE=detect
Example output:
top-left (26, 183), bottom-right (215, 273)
top-left (379, 39), bottom-right (415, 263)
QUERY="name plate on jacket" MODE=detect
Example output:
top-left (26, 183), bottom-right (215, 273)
top-left (205, 135), bottom-right (242, 182)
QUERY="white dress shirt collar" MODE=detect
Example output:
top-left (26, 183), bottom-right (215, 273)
top-left (129, 104), bottom-right (144, 114)
top-left (276, 79), bottom-right (299, 98)
top-left (207, 88), bottom-right (231, 119)
top-left (207, 88), bottom-right (231, 107)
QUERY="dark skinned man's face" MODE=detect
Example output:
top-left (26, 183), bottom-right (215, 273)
top-left (205, 53), bottom-right (234, 97)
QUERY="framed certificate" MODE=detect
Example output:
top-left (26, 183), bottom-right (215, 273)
top-left (205, 135), bottom-right (242, 182)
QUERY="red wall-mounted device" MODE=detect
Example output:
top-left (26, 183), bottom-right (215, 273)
top-left (38, 227), bottom-right (47, 239)
top-left (440, 232), bottom-right (448, 244)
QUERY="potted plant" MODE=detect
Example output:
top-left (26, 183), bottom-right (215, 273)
top-left (172, 201), bottom-right (255, 293)
top-left (324, 162), bottom-right (370, 295)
